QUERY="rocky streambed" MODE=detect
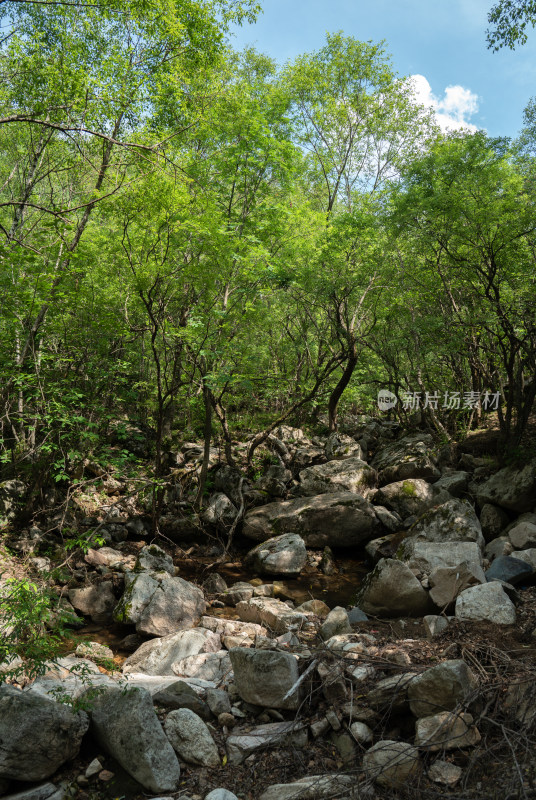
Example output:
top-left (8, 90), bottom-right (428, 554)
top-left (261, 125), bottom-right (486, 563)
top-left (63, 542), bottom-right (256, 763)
top-left (2, 418), bottom-right (536, 800)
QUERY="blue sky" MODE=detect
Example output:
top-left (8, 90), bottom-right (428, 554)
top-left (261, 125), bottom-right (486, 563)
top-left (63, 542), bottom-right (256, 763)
top-left (229, 0), bottom-right (536, 139)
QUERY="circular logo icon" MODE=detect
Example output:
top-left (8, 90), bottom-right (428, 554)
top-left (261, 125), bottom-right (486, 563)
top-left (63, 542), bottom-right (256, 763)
top-left (377, 390), bottom-right (398, 411)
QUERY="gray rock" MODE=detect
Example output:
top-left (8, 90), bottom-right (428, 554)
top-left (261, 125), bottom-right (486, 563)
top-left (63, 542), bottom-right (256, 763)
top-left (75, 641), bottom-right (114, 663)
top-left (485, 555), bottom-right (533, 585)
top-left (510, 548), bottom-right (536, 570)
top-left (324, 432), bottom-right (364, 461)
top-left (400, 540), bottom-right (483, 577)
top-left (407, 499), bottom-right (484, 550)
top-left (428, 760), bottom-right (462, 786)
top-left (368, 673), bottom-right (417, 710)
top-left (373, 479), bottom-right (450, 519)
top-left (258, 774), bottom-right (355, 800)
top-left (242, 492), bottom-right (381, 547)
top-left (371, 433), bottom-right (440, 485)
top-left (172, 651), bottom-right (231, 684)
top-left (226, 721), bottom-right (308, 764)
top-left (0, 686), bottom-right (88, 781)
top-left (373, 505), bottom-right (402, 532)
top-left (408, 660), bottom-right (479, 718)
top-left (136, 545), bottom-right (175, 575)
top-left (480, 503), bottom-right (510, 540)
top-left (164, 708), bottom-right (220, 766)
top-left (206, 688), bottom-right (231, 716)
top-left (363, 740), bottom-right (420, 787)
top-left (350, 721), bottom-right (373, 743)
top-left (415, 711), bottom-right (480, 751)
top-left (428, 563), bottom-right (485, 608)
top-left (485, 536), bottom-right (512, 560)
top-left (357, 558), bottom-right (429, 617)
top-left (152, 681), bottom-right (211, 719)
top-left (509, 521), bottom-right (536, 550)
top-left (245, 533), bottom-right (307, 576)
top-left (319, 607), bottom-right (352, 640)
top-left (296, 457), bottom-right (377, 497)
top-left (205, 791), bottom-right (239, 800)
top-left (235, 597), bottom-right (308, 633)
top-left (203, 573), bottom-right (228, 594)
top-left (347, 606), bottom-right (368, 623)
top-left (219, 581), bottom-right (255, 605)
top-left (423, 615), bottom-right (449, 638)
top-left (476, 459), bottom-right (536, 512)
top-left (201, 493), bottom-right (237, 526)
top-left (113, 570), bottom-right (206, 636)
top-left (68, 582), bottom-right (116, 624)
top-left (86, 686), bottom-right (181, 793)
top-left (1, 784), bottom-right (64, 800)
top-left (455, 582), bottom-right (517, 625)
top-left (434, 471), bottom-right (470, 497)
top-left (123, 628), bottom-right (221, 676)
top-left (229, 647), bottom-right (301, 710)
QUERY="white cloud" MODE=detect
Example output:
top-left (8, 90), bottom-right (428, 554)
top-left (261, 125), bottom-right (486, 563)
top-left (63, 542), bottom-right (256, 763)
top-left (409, 74), bottom-right (480, 133)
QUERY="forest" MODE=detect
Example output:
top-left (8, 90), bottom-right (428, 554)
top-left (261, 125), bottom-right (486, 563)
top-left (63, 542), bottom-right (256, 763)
top-left (1, 0), bottom-right (535, 506)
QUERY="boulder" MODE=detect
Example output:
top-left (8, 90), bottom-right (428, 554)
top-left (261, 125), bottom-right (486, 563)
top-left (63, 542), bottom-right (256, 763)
top-left (123, 628), bottom-right (221, 676)
top-left (319, 607), bottom-right (352, 641)
top-left (408, 660), bottom-right (478, 718)
top-left (373, 479), bottom-right (450, 519)
top-left (218, 582), bottom-right (255, 606)
top-left (357, 558), bottom-right (429, 617)
top-left (86, 686), bottom-right (181, 793)
top-left (428, 760), bottom-right (462, 786)
top-left (235, 596), bottom-right (308, 633)
top-left (350, 721), bottom-right (373, 744)
top-left (508, 521), bottom-right (536, 550)
top-left (400, 540), bottom-right (483, 578)
top-left (254, 466), bottom-right (293, 499)
top-left (201, 493), bottom-right (237, 526)
top-left (152, 680), bottom-right (211, 719)
top-left (229, 647), bottom-right (301, 710)
top-left (68, 582), bottom-right (116, 624)
top-left (428, 563), bottom-right (485, 609)
top-left (74, 641), bottom-right (114, 663)
top-left (485, 555), bottom-right (533, 586)
top-left (324, 432), bottom-right (364, 461)
top-left (406, 499), bottom-right (485, 550)
top-left (113, 570), bottom-right (206, 636)
top-left (455, 582), bottom-right (516, 625)
top-left (510, 548), bottom-right (536, 570)
top-left (205, 791), bottom-right (239, 800)
top-left (367, 673), bottom-right (417, 710)
top-left (480, 503), bottom-right (510, 541)
top-left (485, 536), bottom-right (512, 560)
top-left (136, 544), bottom-right (174, 575)
top-left (0, 685), bottom-right (88, 782)
top-left (84, 547), bottom-right (136, 570)
top-left (245, 533), bottom-right (307, 576)
top-left (423, 615), bottom-right (449, 638)
top-left (164, 708), bottom-right (220, 766)
top-left (226, 721), bottom-right (308, 764)
top-left (172, 651), bottom-right (231, 684)
top-left (199, 615), bottom-right (267, 640)
top-left (258, 775), bottom-right (354, 800)
top-left (295, 457), bottom-right (377, 497)
top-left (371, 433), bottom-right (440, 486)
top-left (434, 471), bottom-right (470, 497)
top-left (242, 492), bottom-right (381, 547)
top-left (0, 784), bottom-right (64, 800)
top-left (415, 711), bottom-right (480, 751)
top-left (476, 459), bottom-right (536, 512)
top-left (363, 740), bottom-right (420, 788)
